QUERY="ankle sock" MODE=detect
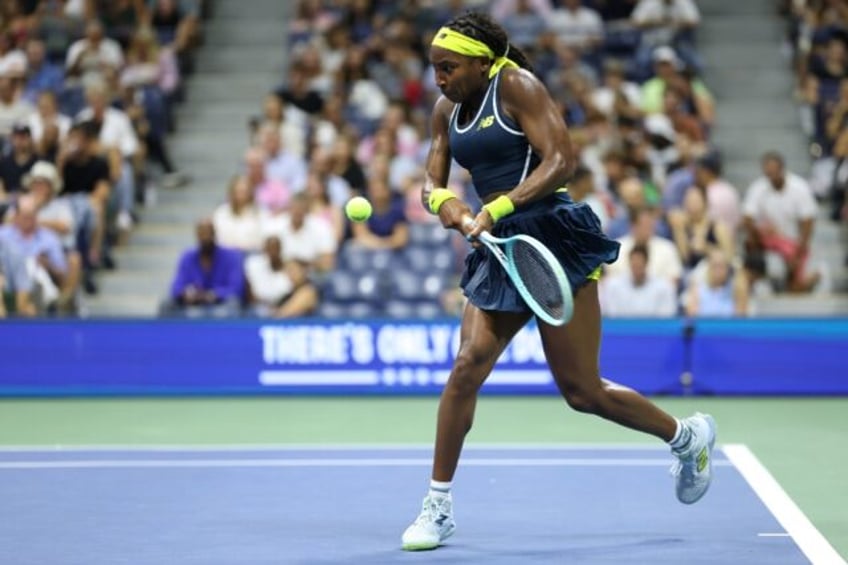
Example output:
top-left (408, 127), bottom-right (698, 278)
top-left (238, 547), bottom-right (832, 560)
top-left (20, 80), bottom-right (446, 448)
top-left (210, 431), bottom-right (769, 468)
top-left (429, 480), bottom-right (452, 498)
top-left (668, 418), bottom-right (693, 453)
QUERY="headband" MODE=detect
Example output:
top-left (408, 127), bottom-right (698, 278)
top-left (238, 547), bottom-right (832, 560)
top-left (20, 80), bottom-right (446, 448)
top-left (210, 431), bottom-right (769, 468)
top-left (431, 26), bottom-right (519, 79)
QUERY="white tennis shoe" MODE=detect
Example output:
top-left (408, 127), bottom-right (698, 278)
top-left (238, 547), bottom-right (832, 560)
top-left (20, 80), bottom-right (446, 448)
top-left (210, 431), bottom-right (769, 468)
top-left (401, 493), bottom-right (456, 551)
top-left (671, 412), bottom-right (717, 504)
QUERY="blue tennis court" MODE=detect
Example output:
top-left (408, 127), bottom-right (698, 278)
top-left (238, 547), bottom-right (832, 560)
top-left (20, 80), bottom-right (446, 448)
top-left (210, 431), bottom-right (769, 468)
top-left (0, 445), bottom-right (826, 564)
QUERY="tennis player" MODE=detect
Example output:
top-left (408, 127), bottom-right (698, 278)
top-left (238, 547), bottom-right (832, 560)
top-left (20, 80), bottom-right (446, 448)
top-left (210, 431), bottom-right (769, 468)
top-left (402, 12), bottom-right (717, 551)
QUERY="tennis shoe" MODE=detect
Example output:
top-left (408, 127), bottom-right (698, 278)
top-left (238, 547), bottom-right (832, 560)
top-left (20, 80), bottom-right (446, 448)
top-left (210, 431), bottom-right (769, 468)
top-left (401, 493), bottom-right (455, 551)
top-left (671, 412), bottom-right (717, 504)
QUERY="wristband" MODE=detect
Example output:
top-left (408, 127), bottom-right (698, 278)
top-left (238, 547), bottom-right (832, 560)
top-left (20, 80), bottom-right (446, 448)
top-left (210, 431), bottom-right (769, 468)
top-left (428, 188), bottom-right (458, 214)
top-left (482, 195), bottom-right (515, 223)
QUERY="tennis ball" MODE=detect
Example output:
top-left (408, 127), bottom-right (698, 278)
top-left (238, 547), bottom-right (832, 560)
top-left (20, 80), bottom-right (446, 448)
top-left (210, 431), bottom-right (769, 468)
top-left (345, 196), bottom-right (373, 222)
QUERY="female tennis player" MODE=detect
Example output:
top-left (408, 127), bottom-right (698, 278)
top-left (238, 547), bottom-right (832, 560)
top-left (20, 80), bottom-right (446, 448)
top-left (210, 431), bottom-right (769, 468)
top-left (402, 12), bottom-right (717, 551)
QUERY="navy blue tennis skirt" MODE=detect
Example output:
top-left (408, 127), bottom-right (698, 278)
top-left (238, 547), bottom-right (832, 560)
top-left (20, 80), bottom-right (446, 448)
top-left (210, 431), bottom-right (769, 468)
top-left (460, 191), bottom-right (620, 312)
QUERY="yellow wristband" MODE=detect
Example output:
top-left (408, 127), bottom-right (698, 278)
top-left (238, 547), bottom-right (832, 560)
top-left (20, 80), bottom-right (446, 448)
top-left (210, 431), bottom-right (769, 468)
top-left (428, 188), bottom-right (458, 214)
top-left (482, 195), bottom-right (515, 223)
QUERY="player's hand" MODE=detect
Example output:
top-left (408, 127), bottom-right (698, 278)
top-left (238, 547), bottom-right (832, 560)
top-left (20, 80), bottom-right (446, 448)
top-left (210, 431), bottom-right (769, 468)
top-left (437, 198), bottom-right (473, 232)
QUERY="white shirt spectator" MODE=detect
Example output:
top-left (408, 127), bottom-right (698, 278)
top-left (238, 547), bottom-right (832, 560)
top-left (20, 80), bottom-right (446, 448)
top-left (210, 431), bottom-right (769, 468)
top-left (65, 37), bottom-right (124, 74)
top-left (632, 0), bottom-right (700, 47)
top-left (262, 212), bottom-right (336, 265)
top-left (743, 172), bottom-right (817, 240)
top-left (212, 202), bottom-right (264, 253)
top-left (244, 253), bottom-right (294, 305)
top-left (28, 112), bottom-right (72, 145)
top-left (76, 106), bottom-right (139, 158)
top-left (591, 83), bottom-right (643, 117)
top-left (547, 4), bottom-right (604, 49)
top-left (607, 235), bottom-right (684, 283)
top-left (38, 198), bottom-right (76, 250)
top-left (348, 79), bottom-right (389, 122)
top-left (0, 97), bottom-right (34, 138)
top-left (601, 273), bottom-right (678, 317)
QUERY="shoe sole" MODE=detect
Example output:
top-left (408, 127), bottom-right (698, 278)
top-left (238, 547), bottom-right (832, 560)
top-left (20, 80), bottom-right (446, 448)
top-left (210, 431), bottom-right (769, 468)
top-left (401, 525), bottom-right (455, 551)
top-left (680, 413), bottom-right (717, 505)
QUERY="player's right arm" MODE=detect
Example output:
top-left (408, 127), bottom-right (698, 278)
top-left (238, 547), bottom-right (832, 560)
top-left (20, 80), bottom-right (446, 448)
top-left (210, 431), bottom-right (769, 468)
top-left (424, 96), bottom-right (473, 234)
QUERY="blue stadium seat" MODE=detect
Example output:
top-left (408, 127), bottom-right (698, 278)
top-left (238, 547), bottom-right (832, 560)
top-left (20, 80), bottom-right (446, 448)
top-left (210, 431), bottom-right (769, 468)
top-left (384, 299), bottom-right (415, 319)
top-left (415, 302), bottom-right (445, 320)
top-left (323, 271), bottom-right (358, 302)
top-left (408, 222), bottom-right (450, 247)
top-left (348, 301), bottom-right (381, 318)
top-left (402, 244), bottom-right (455, 274)
top-left (317, 301), bottom-right (348, 319)
top-left (339, 244), bottom-right (371, 273)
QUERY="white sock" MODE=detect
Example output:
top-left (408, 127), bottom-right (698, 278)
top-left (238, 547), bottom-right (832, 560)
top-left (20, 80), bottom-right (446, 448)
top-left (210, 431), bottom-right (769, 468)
top-left (668, 418), bottom-right (693, 453)
top-left (429, 479), bottom-right (452, 498)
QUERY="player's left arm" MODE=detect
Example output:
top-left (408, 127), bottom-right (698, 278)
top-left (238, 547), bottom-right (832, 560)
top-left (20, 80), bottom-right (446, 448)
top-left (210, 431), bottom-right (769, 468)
top-left (499, 69), bottom-right (576, 209)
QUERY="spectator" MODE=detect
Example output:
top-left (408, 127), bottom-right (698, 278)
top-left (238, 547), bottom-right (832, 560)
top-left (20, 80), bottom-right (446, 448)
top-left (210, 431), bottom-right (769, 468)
top-left (743, 151), bottom-right (821, 293)
top-left (606, 206), bottom-right (683, 285)
top-left (641, 46), bottom-right (713, 124)
top-left (245, 146), bottom-right (290, 214)
top-left (263, 192), bottom-right (336, 273)
top-left (245, 235), bottom-right (318, 318)
top-left (631, 0), bottom-right (701, 77)
top-left (501, 0), bottom-right (547, 51)
top-left (22, 38), bottom-right (65, 105)
top-left (163, 218), bottom-right (244, 318)
top-left (350, 176), bottom-right (409, 251)
top-left (568, 165), bottom-right (610, 231)
top-left (547, 0), bottom-right (604, 54)
top-left (0, 234), bottom-right (35, 317)
top-left (308, 144), bottom-right (351, 208)
top-left (212, 175), bottom-right (263, 254)
top-left (58, 121), bottom-right (111, 291)
top-left (0, 194), bottom-right (68, 312)
top-left (667, 185), bottom-right (735, 271)
top-left (65, 19), bottom-right (124, 85)
top-left (591, 58), bottom-right (643, 121)
top-left (257, 121), bottom-right (307, 194)
top-left (684, 249), bottom-right (749, 318)
top-left (601, 243), bottom-right (678, 317)
top-left (304, 172), bottom-right (345, 244)
top-left (0, 75), bottom-right (34, 138)
top-left (28, 91), bottom-right (71, 159)
top-left (0, 123), bottom-right (38, 197)
top-left (692, 151), bottom-right (741, 229)
top-left (76, 79), bottom-right (140, 233)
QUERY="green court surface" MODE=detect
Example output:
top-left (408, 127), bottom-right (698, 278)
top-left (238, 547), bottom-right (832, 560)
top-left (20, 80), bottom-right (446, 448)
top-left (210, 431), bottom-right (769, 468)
top-left (1, 396), bottom-right (846, 560)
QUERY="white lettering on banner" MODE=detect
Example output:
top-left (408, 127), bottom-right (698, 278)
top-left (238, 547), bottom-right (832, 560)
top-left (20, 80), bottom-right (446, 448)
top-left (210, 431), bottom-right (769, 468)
top-left (259, 324), bottom-right (374, 365)
top-left (376, 325), bottom-right (456, 364)
top-left (349, 324), bottom-right (375, 364)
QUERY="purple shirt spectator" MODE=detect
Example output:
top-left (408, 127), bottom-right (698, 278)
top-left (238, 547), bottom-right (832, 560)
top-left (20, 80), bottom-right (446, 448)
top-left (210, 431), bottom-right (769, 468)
top-left (170, 244), bottom-right (244, 302)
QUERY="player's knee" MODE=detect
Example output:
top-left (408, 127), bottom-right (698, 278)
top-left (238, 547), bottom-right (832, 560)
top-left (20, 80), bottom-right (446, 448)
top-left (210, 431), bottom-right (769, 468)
top-left (562, 384), bottom-right (605, 415)
top-left (446, 347), bottom-right (490, 397)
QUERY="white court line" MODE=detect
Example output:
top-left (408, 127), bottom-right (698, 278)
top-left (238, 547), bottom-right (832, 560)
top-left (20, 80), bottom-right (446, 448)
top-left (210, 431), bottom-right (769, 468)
top-left (0, 443), bottom-right (675, 452)
top-left (724, 444), bottom-right (846, 565)
top-left (0, 458), bottom-right (737, 470)
top-left (759, 533), bottom-right (791, 538)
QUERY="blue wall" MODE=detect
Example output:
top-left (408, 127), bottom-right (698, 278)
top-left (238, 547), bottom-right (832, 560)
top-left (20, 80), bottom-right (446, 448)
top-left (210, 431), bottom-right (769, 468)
top-left (0, 319), bottom-right (844, 396)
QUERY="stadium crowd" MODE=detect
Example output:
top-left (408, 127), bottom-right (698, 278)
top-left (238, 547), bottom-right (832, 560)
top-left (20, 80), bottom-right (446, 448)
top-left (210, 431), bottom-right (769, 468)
top-left (0, 0), bottom-right (200, 318)
top-left (2, 0), bottom-right (840, 320)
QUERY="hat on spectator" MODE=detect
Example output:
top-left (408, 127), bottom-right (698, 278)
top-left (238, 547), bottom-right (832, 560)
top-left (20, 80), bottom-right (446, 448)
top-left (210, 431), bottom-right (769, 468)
top-left (644, 113), bottom-right (677, 142)
top-left (11, 122), bottom-right (30, 135)
top-left (652, 46), bottom-right (682, 69)
top-left (23, 161), bottom-right (62, 195)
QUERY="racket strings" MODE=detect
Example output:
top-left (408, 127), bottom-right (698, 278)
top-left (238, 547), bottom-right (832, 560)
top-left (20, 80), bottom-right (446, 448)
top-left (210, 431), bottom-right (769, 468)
top-left (509, 240), bottom-right (566, 319)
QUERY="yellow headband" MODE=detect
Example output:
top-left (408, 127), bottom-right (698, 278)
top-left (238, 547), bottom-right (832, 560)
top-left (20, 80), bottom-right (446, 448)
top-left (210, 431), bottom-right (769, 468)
top-left (431, 27), bottom-right (519, 79)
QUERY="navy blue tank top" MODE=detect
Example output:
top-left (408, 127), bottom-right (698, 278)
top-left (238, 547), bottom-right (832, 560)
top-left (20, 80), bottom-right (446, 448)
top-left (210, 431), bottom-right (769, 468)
top-left (448, 71), bottom-right (541, 199)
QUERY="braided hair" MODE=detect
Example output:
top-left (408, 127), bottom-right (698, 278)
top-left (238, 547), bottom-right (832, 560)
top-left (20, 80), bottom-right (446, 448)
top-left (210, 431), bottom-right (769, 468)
top-left (443, 11), bottom-right (534, 74)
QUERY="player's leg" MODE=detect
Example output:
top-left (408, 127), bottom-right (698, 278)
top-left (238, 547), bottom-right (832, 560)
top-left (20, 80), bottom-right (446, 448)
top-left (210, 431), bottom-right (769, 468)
top-left (402, 303), bottom-right (530, 551)
top-left (537, 280), bottom-right (716, 504)
top-left (433, 303), bottom-right (531, 481)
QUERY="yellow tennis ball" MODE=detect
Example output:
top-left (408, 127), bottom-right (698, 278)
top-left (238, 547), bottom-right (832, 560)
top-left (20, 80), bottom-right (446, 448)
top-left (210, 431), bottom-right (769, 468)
top-left (345, 196), bottom-right (373, 222)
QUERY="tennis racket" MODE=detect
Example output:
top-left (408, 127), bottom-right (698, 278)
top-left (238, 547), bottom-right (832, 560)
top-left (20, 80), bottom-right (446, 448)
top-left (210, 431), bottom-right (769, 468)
top-left (465, 218), bottom-right (574, 326)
